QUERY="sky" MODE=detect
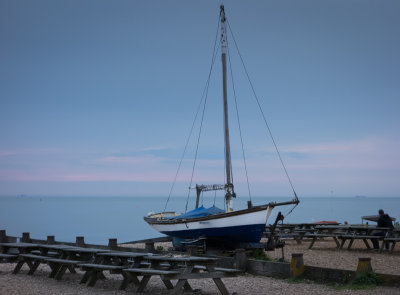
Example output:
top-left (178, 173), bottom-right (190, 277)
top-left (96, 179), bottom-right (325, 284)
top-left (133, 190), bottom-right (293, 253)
top-left (0, 0), bottom-right (399, 198)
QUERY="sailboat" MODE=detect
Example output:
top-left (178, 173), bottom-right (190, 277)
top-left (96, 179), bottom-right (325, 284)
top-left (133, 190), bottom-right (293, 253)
top-left (144, 5), bottom-right (299, 248)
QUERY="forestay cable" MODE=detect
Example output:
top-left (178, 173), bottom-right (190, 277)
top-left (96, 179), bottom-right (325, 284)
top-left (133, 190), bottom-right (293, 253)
top-left (226, 20), bottom-right (299, 207)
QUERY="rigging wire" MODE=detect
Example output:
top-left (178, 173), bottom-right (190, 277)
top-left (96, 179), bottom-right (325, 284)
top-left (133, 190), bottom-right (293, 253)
top-left (163, 92), bottom-right (204, 213)
top-left (184, 17), bottom-right (222, 214)
top-left (226, 19), bottom-right (299, 213)
top-left (213, 190), bottom-right (217, 206)
top-left (226, 33), bottom-right (252, 202)
top-left (164, 17), bottom-right (221, 213)
top-left (185, 81), bottom-right (208, 213)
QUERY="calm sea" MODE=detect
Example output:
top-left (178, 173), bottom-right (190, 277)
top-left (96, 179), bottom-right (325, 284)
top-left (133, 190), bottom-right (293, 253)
top-left (0, 196), bottom-right (399, 245)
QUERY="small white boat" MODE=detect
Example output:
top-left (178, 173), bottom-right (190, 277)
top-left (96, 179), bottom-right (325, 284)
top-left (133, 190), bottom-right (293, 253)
top-left (144, 5), bottom-right (299, 248)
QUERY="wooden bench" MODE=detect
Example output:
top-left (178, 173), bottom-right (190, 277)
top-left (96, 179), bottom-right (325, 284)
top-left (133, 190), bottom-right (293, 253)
top-left (79, 263), bottom-right (127, 287)
top-left (122, 265), bottom-right (239, 293)
top-left (31, 250), bottom-right (59, 257)
top-left (44, 258), bottom-right (82, 280)
top-left (13, 254), bottom-right (50, 275)
top-left (0, 253), bottom-right (18, 263)
top-left (124, 268), bottom-right (181, 275)
top-left (122, 268), bottom-right (182, 292)
top-left (382, 237), bottom-right (400, 253)
top-left (338, 235), bottom-right (377, 250)
top-left (193, 265), bottom-right (241, 273)
top-left (138, 261), bottom-right (170, 269)
top-left (307, 233), bottom-right (341, 249)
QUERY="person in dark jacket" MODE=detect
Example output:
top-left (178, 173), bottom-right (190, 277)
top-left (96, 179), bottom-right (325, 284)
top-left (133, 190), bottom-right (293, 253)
top-left (371, 209), bottom-right (393, 250)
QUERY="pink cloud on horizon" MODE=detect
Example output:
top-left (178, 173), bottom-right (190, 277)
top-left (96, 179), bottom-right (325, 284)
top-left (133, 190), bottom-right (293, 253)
top-left (0, 148), bottom-right (63, 157)
top-left (0, 170), bottom-right (180, 182)
top-left (0, 137), bottom-right (399, 195)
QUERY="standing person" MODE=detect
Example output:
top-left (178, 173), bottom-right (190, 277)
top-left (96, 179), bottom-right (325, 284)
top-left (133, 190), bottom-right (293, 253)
top-left (371, 209), bottom-right (394, 250)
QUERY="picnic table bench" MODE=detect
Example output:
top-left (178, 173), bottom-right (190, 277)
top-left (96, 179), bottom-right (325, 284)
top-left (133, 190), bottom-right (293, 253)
top-left (123, 268), bottom-right (183, 292)
top-left (337, 226), bottom-right (395, 250)
top-left (1, 242), bottom-right (113, 280)
top-left (338, 234), bottom-right (374, 250)
top-left (45, 258), bottom-right (83, 280)
top-left (271, 224), bottom-right (319, 244)
top-left (0, 240), bottom-right (240, 294)
top-left (121, 255), bottom-right (240, 295)
top-left (383, 236), bottom-right (400, 252)
top-left (0, 253), bottom-right (18, 263)
top-left (0, 242), bottom-right (43, 273)
top-left (78, 251), bottom-right (149, 288)
top-left (14, 253), bottom-right (50, 275)
top-left (307, 225), bottom-right (399, 251)
top-left (0, 242), bottom-right (40, 255)
top-left (44, 246), bottom-right (111, 280)
top-left (79, 263), bottom-right (127, 286)
top-left (307, 233), bottom-right (341, 249)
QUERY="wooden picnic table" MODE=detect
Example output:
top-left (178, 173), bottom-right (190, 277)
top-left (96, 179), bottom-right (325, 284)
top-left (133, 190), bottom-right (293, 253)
top-left (0, 243), bottom-right (107, 278)
top-left (37, 244), bottom-right (77, 257)
top-left (336, 226), bottom-right (392, 250)
top-left (307, 225), bottom-right (349, 249)
top-left (44, 246), bottom-right (111, 280)
top-left (0, 242), bottom-right (42, 274)
top-left (273, 224), bottom-right (318, 244)
top-left (382, 228), bottom-right (400, 252)
top-left (79, 251), bottom-right (150, 288)
top-left (308, 225), bottom-right (398, 251)
top-left (122, 255), bottom-right (240, 295)
top-left (0, 242), bottom-right (40, 254)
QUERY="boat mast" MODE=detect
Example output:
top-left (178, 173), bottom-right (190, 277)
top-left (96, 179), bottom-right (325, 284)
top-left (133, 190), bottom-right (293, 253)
top-left (220, 5), bottom-right (235, 212)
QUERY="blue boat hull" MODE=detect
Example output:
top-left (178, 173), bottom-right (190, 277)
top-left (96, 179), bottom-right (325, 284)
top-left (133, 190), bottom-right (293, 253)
top-left (161, 223), bottom-right (265, 244)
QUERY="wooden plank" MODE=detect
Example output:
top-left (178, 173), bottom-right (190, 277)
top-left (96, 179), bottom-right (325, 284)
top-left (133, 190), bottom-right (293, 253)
top-left (120, 236), bottom-right (172, 245)
top-left (136, 275), bottom-right (151, 293)
top-left (308, 237), bottom-right (317, 249)
top-left (79, 263), bottom-right (125, 271)
top-left (193, 265), bottom-right (240, 273)
top-left (362, 239), bottom-right (371, 249)
top-left (19, 254), bottom-right (49, 260)
top-left (44, 258), bottom-right (81, 264)
top-left (0, 253), bottom-right (18, 258)
top-left (176, 271), bottom-right (237, 280)
top-left (213, 277), bottom-right (230, 295)
top-left (214, 267), bottom-right (240, 273)
top-left (124, 268), bottom-right (181, 275)
top-left (119, 271), bottom-right (140, 290)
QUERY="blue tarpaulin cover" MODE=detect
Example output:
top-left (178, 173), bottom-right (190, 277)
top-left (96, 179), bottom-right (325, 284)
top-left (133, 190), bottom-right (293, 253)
top-left (169, 205), bottom-right (225, 219)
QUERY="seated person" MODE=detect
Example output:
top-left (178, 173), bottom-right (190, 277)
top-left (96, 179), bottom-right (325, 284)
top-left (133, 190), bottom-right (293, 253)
top-left (371, 209), bottom-right (394, 250)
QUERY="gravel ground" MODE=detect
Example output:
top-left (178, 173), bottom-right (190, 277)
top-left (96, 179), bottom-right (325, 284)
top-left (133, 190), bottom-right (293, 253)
top-left (265, 238), bottom-right (400, 275)
top-left (1, 239), bottom-right (400, 295)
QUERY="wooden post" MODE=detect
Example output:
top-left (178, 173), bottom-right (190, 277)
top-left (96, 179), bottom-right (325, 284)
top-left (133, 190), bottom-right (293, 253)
top-left (187, 245), bottom-right (198, 256)
top-left (234, 248), bottom-right (247, 271)
top-left (108, 238), bottom-right (118, 250)
top-left (290, 253), bottom-right (305, 278)
top-left (356, 257), bottom-right (372, 275)
top-left (145, 242), bottom-right (155, 253)
top-left (47, 236), bottom-right (55, 245)
top-left (0, 230), bottom-right (6, 243)
top-left (76, 236), bottom-right (85, 247)
top-left (21, 232), bottom-right (31, 243)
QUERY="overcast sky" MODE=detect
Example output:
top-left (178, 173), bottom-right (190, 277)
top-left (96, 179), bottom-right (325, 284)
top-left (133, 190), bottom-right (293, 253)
top-left (1, 0), bottom-right (399, 198)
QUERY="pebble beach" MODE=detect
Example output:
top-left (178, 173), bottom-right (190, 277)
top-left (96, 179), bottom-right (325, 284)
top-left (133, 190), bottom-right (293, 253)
top-left (1, 239), bottom-right (400, 295)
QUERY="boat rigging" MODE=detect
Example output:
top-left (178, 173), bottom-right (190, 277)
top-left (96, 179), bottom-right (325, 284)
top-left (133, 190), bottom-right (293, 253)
top-left (144, 5), bottom-right (299, 249)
